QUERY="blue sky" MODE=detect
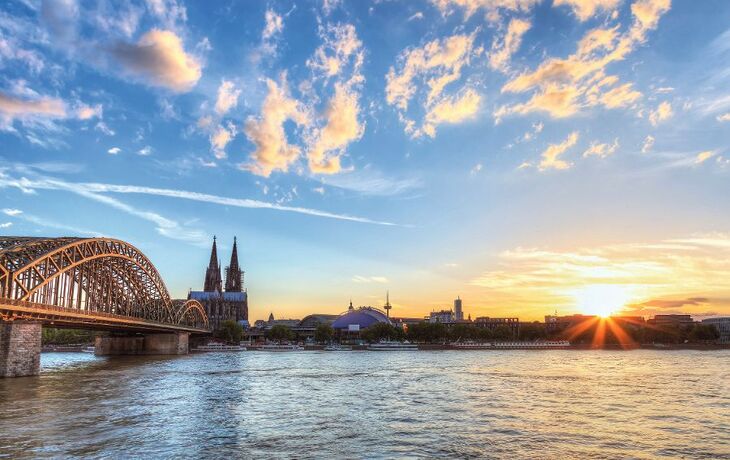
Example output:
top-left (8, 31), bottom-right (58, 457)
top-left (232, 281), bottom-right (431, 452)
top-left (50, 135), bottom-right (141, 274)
top-left (1, 0), bottom-right (729, 321)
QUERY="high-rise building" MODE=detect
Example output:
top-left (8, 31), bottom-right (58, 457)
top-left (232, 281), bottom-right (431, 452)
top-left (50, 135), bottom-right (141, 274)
top-left (454, 296), bottom-right (463, 321)
top-left (189, 236), bottom-right (248, 330)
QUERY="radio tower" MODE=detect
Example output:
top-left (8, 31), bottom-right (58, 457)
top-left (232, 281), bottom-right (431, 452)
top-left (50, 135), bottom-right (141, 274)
top-left (384, 291), bottom-right (392, 318)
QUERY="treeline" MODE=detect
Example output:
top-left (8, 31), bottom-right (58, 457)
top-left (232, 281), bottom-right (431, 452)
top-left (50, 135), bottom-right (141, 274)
top-left (42, 328), bottom-right (95, 345)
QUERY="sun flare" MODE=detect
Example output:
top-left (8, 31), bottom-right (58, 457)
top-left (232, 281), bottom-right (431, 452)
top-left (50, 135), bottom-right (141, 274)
top-left (572, 284), bottom-right (633, 317)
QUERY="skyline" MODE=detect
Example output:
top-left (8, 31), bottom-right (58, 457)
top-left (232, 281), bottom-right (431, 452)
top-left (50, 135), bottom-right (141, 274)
top-left (1, 0), bottom-right (729, 322)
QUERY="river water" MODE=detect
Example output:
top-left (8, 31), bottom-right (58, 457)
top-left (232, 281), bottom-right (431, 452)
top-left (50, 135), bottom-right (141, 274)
top-left (1, 350), bottom-right (729, 459)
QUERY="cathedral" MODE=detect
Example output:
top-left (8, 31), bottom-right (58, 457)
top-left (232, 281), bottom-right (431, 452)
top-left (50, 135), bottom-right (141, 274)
top-left (188, 236), bottom-right (249, 330)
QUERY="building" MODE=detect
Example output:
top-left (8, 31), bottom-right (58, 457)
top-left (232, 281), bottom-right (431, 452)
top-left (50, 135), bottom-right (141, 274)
top-left (331, 303), bottom-right (392, 332)
top-left (429, 309), bottom-right (455, 324)
top-left (701, 317), bottom-right (730, 343)
top-left (474, 317), bottom-right (520, 336)
top-left (188, 236), bottom-right (248, 330)
top-left (454, 297), bottom-right (463, 321)
top-left (648, 314), bottom-right (695, 328)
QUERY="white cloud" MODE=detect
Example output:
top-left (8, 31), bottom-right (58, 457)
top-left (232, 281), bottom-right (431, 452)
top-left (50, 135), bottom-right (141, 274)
top-left (210, 123), bottom-right (236, 160)
top-left (75, 103), bottom-right (103, 120)
top-left (107, 147), bottom-right (121, 155)
top-left (214, 80), bottom-right (241, 115)
top-left (583, 138), bottom-right (619, 158)
top-left (138, 145), bottom-right (153, 156)
top-left (716, 112), bottom-right (730, 122)
top-left (540, 131), bottom-right (579, 171)
top-left (0, 222), bottom-right (11, 228)
top-left (649, 101), bottom-right (673, 126)
top-left (431, 0), bottom-right (539, 20)
top-left (642, 135), bottom-right (655, 153)
top-left (112, 29), bottom-right (202, 92)
top-left (408, 12), bottom-right (424, 21)
top-left (2, 209), bottom-right (22, 216)
top-left (470, 163), bottom-right (483, 175)
top-left (0, 170), bottom-right (400, 226)
top-left (352, 275), bottom-right (389, 283)
top-left (95, 121), bottom-right (115, 136)
top-left (420, 89), bottom-right (481, 138)
top-left (242, 77), bottom-right (309, 177)
top-left (262, 9), bottom-right (283, 40)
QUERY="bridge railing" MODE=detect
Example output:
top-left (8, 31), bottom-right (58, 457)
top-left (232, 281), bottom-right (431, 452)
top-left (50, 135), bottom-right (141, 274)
top-left (0, 297), bottom-right (210, 333)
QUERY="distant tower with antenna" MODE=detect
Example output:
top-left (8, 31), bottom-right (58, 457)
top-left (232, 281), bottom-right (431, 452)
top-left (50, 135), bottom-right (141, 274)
top-left (384, 291), bottom-right (392, 318)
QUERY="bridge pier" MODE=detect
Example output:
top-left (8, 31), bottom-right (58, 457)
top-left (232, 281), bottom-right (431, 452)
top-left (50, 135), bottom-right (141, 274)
top-left (95, 332), bottom-right (189, 356)
top-left (0, 320), bottom-right (42, 378)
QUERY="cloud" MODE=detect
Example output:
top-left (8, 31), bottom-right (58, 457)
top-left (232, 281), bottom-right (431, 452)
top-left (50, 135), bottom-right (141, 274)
top-left (386, 32), bottom-right (479, 136)
top-left (497, 0), bottom-right (670, 120)
top-left (583, 138), bottom-right (619, 158)
top-left (307, 83), bottom-right (364, 174)
top-left (641, 134), bottom-right (655, 153)
top-left (0, 92), bottom-right (66, 122)
top-left (0, 169), bottom-right (400, 226)
top-left (214, 80), bottom-right (241, 115)
top-left (112, 29), bottom-right (202, 92)
top-left (469, 232), bottom-right (730, 316)
top-left (138, 145), bottom-right (152, 156)
top-left (695, 150), bottom-right (716, 164)
top-left (717, 113), bottom-right (730, 122)
top-left (408, 12), bottom-right (424, 21)
top-left (242, 77), bottom-right (309, 177)
top-left (649, 101), bottom-right (673, 126)
top-left (352, 275), bottom-right (389, 283)
top-left (2, 209), bottom-right (22, 216)
top-left (318, 167), bottom-right (422, 196)
top-left (262, 9), bottom-right (283, 40)
top-left (307, 23), bottom-right (364, 82)
top-left (145, 0), bottom-right (187, 31)
top-left (75, 103), bottom-right (103, 120)
top-left (95, 121), bottom-right (115, 136)
top-left (210, 123), bottom-right (236, 159)
top-left (421, 89), bottom-right (481, 137)
top-left (540, 131), bottom-right (579, 171)
top-left (431, 0), bottom-right (538, 20)
top-left (470, 163), bottom-right (483, 175)
top-left (489, 18), bottom-right (531, 73)
top-left (107, 147), bottom-right (121, 155)
top-left (0, 222), bottom-right (11, 229)
top-left (629, 297), bottom-right (709, 310)
top-left (553, 0), bottom-right (621, 21)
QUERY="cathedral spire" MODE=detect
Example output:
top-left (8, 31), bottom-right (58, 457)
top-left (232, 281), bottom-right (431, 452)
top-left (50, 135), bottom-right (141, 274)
top-left (225, 236), bottom-right (243, 292)
top-left (204, 236), bottom-right (222, 292)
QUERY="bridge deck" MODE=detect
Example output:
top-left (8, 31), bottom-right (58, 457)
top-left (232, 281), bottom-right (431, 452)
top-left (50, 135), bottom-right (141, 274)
top-left (0, 298), bottom-right (210, 334)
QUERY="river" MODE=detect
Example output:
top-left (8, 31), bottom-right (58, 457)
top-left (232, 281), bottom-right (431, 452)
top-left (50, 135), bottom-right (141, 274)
top-left (1, 350), bottom-right (728, 458)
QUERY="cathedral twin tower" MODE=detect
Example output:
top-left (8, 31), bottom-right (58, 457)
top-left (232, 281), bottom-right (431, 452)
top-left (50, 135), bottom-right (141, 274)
top-left (204, 236), bottom-right (243, 293)
top-left (189, 236), bottom-right (248, 330)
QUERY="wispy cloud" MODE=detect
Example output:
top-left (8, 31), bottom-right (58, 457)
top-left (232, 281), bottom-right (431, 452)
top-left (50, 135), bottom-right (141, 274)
top-left (352, 275), bottom-right (389, 283)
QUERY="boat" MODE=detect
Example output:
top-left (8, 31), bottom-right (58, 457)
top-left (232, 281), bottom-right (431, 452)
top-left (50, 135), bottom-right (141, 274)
top-left (367, 340), bottom-right (418, 351)
top-left (256, 344), bottom-right (304, 351)
top-left (324, 344), bottom-right (352, 351)
top-left (191, 342), bottom-right (247, 352)
top-left (81, 346), bottom-right (96, 354)
top-left (451, 341), bottom-right (570, 350)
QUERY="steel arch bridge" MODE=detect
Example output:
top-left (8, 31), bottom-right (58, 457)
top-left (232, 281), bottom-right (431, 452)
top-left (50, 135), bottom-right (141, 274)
top-left (0, 237), bottom-right (210, 333)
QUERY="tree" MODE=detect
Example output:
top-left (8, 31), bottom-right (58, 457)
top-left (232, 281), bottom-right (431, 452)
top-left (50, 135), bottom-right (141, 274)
top-left (362, 323), bottom-right (404, 343)
top-left (216, 320), bottom-right (244, 344)
top-left (689, 324), bottom-right (720, 342)
top-left (314, 323), bottom-right (334, 343)
top-left (267, 325), bottom-right (293, 342)
top-left (518, 322), bottom-right (547, 341)
top-left (492, 325), bottom-right (514, 341)
top-left (406, 322), bottom-right (448, 343)
top-left (42, 328), bottom-right (95, 345)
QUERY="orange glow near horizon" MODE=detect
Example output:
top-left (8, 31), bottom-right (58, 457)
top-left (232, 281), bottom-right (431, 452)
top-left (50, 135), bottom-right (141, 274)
top-left (571, 284), bottom-right (633, 318)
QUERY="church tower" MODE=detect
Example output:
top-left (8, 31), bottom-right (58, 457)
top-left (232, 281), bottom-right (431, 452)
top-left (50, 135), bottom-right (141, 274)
top-left (203, 236), bottom-right (223, 293)
top-left (225, 237), bottom-right (243, 292)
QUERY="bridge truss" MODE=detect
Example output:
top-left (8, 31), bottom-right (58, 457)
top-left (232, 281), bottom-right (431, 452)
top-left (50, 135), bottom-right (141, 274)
top-left (0, 237), bottom-right (209, 333)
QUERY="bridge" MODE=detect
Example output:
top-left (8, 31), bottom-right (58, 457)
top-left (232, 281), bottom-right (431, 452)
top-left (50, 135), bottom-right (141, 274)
top-left (0, 237), bottom-right (211, 377)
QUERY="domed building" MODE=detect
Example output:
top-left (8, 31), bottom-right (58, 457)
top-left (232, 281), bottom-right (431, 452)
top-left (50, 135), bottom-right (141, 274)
top-left (331, 301), bottom-right (392, 331)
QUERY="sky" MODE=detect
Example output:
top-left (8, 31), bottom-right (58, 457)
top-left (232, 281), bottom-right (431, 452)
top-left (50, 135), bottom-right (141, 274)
top-left (1, 0), bottom-right (729, 322)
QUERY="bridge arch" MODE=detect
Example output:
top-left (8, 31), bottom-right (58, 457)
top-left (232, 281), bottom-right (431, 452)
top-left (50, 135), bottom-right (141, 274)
top-left (0, 237), bottom-right (209, 330)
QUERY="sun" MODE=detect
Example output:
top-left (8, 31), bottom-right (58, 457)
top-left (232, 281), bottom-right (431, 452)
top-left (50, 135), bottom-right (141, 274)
top-left (572, 284), bottom-right (632, 317)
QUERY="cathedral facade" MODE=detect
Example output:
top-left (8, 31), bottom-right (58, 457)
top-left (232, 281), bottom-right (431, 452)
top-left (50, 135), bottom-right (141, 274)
top-left (188, 237), bottom-right (249, 330)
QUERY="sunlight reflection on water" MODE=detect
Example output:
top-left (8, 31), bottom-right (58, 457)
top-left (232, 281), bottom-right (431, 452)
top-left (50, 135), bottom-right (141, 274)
top-left (1, 350), bottom-right (729, 458)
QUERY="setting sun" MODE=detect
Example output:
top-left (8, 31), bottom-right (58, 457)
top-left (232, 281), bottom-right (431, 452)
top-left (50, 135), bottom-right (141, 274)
top-left (572, 285), bottom-right (633, 317)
